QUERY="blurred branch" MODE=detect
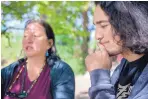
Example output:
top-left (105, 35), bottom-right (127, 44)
top-left (2, 27), bottom-right (24, 47)
top-left (2, 27), bottom-right (24, 34)
top-left (6, 35), bottom-right (11, 47)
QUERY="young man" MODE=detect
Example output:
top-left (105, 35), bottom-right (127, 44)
top-left (85, 2), bottom-right (148, 99)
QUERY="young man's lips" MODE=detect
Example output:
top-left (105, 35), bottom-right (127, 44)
top-left (97, 42), bottom-right (107, 46)
top-left (100, 41), bottom-right (109, 45)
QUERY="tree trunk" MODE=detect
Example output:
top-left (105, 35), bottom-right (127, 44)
top-left (81, 9), bottom-right (89, 74)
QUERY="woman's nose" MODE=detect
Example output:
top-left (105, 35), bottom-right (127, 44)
top-left (25, 35), bottom-right (34, 43)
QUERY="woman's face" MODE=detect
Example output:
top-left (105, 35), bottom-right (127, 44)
top-left (22, 22), bottom-right (51, 57)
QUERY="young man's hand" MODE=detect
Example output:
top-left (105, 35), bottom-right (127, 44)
top-left (85, 44), bottom-right (112, 72)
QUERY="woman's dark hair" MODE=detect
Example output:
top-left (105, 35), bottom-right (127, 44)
top-left (25, 19), bottom-right (60, 62)
top-left (95, 1), bottom-right (148, 54)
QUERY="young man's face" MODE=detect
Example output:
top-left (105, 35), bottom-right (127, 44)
top-left (93, 5), bottom-right (123, 56)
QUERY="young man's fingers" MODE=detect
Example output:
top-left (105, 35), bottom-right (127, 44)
top-left (88, 50), bottom-right (94, 55)
top-left (99, 44), bottom-right (106, 52)
top-left (95, 45), bottom-right (101, 54)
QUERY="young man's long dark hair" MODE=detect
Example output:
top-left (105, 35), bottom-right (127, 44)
top-left (95, 1), bottom-right (148, 54)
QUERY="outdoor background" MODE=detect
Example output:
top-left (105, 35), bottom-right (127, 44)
top-left (1, 1), bottom-right (120, 99)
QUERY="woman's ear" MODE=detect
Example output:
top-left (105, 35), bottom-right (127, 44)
top-left (47, 39), bottom-right (53, 49)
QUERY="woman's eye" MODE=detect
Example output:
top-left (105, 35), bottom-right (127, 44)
top-left (34, 35), bottom-right (39, 37)
top-left (24, 35), bottom-right (27, 38)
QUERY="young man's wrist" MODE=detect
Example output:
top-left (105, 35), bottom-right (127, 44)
top-left (89, 69), bottom-right (111, 86)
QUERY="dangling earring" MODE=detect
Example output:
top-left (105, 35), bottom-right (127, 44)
top-left (46, 50), bottom-right (49, 57)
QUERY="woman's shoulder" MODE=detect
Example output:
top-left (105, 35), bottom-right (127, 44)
top-left (1, 58), bottom-right (25, 76)
top-left (50, 59), bottom-right (74, 75)
top-left (54, 60), bottom-right (72, 70)
top-left (49, 59), bottom-right (75, 91)
top-left (49, 59), bottom-right (74, 81)
top-left (46, 54), bottom-right (73, 72)
top-left (1, 61), bottom-right (18, 73)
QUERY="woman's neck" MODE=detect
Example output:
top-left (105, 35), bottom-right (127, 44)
top-left (25, 56), bottom-right (46, 81)
top-left (27, 56), bottom-right (46, 69)
top-left (122, 49), bottom-right (144, 62)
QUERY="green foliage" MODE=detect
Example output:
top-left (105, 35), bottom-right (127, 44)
top-left (1, 35), bottom-right (23, 66)
top-left (2, 1), bottom-right (38, 20)
top-left (55, 34), bottom-right (85, 74)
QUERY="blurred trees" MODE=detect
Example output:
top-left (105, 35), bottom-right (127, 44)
top-left (1, 1), bottom-right (95, 74)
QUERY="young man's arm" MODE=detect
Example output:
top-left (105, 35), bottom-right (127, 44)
top-left (89, 69), bottom-right (115, 99)
top-left (85, 44), bottom-right (115, 99)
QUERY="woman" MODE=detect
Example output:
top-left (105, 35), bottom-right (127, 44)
top-left (1, 20), bottom-right (75, 99)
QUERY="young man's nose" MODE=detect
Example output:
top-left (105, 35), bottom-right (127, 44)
top-left (95, 29), bottom-right (104, 41)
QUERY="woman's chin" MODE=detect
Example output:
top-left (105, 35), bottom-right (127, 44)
top-left (25, 52), bottom-right (36, 57)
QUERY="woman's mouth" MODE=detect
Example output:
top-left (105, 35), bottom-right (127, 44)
top-left (26, 46), bottom-right (33, 51)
